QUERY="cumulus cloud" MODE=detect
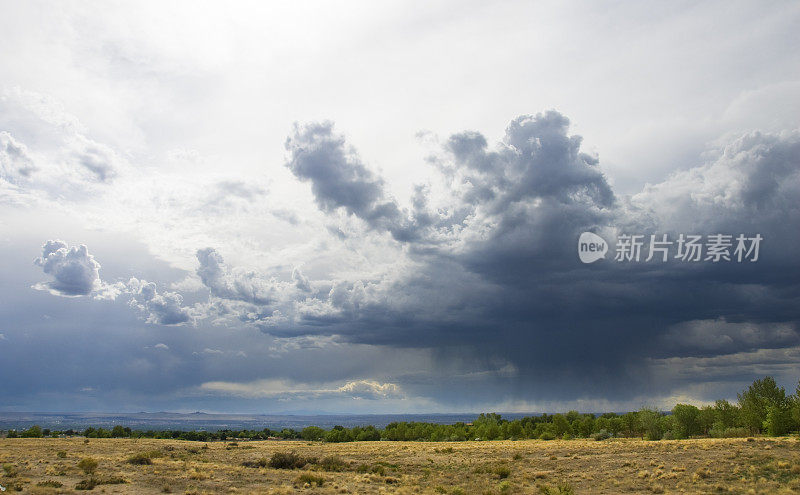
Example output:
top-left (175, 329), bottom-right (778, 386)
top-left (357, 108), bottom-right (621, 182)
top-left (196, 247), bottom-right (283, 305)
top-left (128, 277), bottom-right (192, 326)
top-left (285, 121), bottom-right (427, 242)
top-left (34, 240), bottom-right (102, 296)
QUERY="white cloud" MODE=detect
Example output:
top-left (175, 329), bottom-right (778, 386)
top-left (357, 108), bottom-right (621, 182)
top-left (33, 240), bottom-right (102, 296)
top-left (128, 277), bottom-right (193, 326)
top-left (199, 378), bottom-right (404, 400)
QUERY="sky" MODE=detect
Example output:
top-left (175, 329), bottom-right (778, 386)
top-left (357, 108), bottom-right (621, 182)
top-left (0, 0), bottom-right (799, 414)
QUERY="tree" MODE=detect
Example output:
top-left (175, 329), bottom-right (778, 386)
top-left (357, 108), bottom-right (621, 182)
top-left (111, 425), bottom-right (127, 438)
top-left (301, 426), bottom-right (325, 441)
top-left (621, 412), bottom-right (637, 437)
top-left (698, 406), bottom-right (716, 435)
top-left (671, 404), bottom-right (700, 438)
top-left (738, 376), bottom-right (789, 434)
top-left (636, 408), bottom-right (662, 440)
top-left (21, 425), bottom-right (43, 438)
top-left (713, 399), bottom-right (740, 429)
top-left (764, 405), bottom-right (792, 436)
top-left (551, 414), bottom-right (572, 438)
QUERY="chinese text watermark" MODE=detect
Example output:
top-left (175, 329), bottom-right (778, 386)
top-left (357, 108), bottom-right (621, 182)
top-left (579, 233), bottom-right (762, 264)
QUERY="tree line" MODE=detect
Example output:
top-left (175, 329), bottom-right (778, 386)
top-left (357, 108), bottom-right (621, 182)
top-left (5, 376), bottom-right (799, 442)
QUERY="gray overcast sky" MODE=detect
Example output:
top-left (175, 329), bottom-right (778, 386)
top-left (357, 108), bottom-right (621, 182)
top-left (1, 0), bottom-right (799, 414)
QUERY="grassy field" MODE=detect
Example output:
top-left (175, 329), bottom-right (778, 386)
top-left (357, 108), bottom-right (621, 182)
top-left (1, 437), bottom-right (799, 494)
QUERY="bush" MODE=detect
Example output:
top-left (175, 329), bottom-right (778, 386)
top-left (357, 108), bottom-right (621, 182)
top-left (75, 478), bottom-right (97, 490)
top-left (127, 453), bottom-right (153, 465)
top-left (37, 480), bottom-right (63, 488)
top-left (539, 483), bottom-right (575, 494)
top-left (709, 426), bottom-right (749, 438)
top-left (295, 473), bottom-right (325, 486)
top-left (539, 431), bottom-right (555, 441)
top-left (241, 458), bottom-right (268, 468)
top-left (269, 451), bottom-right (307, 469)
top-left (78, 457), bottom-right (98, 475)
top-left (591, 429), bottom-right (612, 441)
top-left (57, 450), bottom-right (67, 458)
top-left (2, 464), bottom-right (19, 477)
top-left (319, 455), bottom-right (348, 472)
top-left (495, 465), bottom-right (511, 479)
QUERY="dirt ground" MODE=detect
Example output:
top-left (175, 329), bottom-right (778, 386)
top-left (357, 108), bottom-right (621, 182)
top-left (1, 436), bottom-right (799, 494)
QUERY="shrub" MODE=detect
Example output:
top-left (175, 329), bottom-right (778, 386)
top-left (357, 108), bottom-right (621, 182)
top-left (319, 455), bottom-right (348, 472)
top-left (2, 464), bottom-right (19, 477)
top-left (57, 450), bottom-right (67, 458)
top-left (241, 458), bottom-right (268, 468)
top-left (709, 426), bottom-right (749, 438)
top-left (539, 431), bottom-right (555, 441)
top-left (37, 480), bottom-right (63, 488)
top-left (127, 453), bottom-right (154, 465)
top-left (295, 473), bottom-right (325, 486)
top-left (75, 478), bottom-right (97, 490)
top-left (99, 475), bottom-right (127, 485)
top-left (495, 465), bottom-right (512, 479)
top-left (538, 482), bottom-right (575, 495)
top-left (269, 451), bottom-right (307, 469)
top-left (78, 457), bottom-right (98, 475)
top-left (592, 429), bottom-right (612, 441)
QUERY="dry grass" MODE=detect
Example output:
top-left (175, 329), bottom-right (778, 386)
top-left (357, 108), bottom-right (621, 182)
top-left (0, 436), bottom-right (798, 493)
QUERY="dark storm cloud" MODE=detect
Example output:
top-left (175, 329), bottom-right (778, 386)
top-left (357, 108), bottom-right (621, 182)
top-left (276, 114), bottom-right (800, 402)
top-left (25, 113), bottom-right (800, 407)
top-left (285, 121), bottom-right (432, 242)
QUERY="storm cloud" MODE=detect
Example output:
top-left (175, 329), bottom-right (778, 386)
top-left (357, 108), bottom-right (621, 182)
top-left (31, 112), bottom-right (800, 406)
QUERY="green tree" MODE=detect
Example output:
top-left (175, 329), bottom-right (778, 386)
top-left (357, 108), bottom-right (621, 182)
top-left (738, 376), bottom-right (789, 434)
top-left (698, 406), bottom-right (716, 435)
top-left (713, 399), bottom-right (739, 429)
top-left (764, 405), bottom-right (792, 436)
top-left (301, 426), bottom-right (325, 441)
top-left (671, 404), bottom-right (700, 438)
top-left (636, 408), bottom-right (662, 440)
top-left (21, 425), bottom-right (43, 438)
top-left (621, 412), bottom-right (637, 437)
top-left (551, 414), bottom-right (572, 437)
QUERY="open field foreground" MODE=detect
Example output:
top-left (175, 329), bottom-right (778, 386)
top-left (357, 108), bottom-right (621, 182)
top-left (2, 437), bottom-right (800, 494)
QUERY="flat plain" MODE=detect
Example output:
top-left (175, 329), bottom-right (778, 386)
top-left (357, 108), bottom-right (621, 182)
top-left (1, 437), bottom-right (799, 494)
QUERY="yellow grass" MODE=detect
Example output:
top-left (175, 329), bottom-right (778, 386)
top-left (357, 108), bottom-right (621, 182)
top-left (1, 436), bottom-right (799, 494)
